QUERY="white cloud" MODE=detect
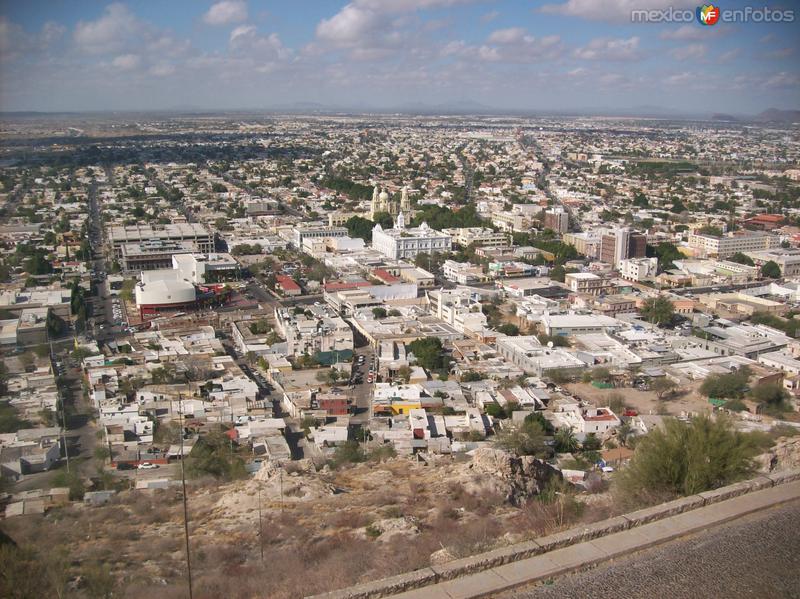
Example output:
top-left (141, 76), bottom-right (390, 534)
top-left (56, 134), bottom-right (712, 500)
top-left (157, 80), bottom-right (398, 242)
top-left (0, 16), bottom-right (65, 60)
top-left (670, 44), bottom-right (706, 61)
top-left (316, 4), bottom-right (379, 46)
top-left (763, 47), bottom-right (795, 60)
top-left (487, 28), bottom-right (529, 45)
top-left (112, 54), bottom-right (141, 70)
top-left (443, 30), bottom-right (562, 64)
top-left (74, 3), bottom-right (141, 53)
top-left (540, 0), bottom-right (695, 23)
top-left (660, 24), bottom-right (727, 41)
top-left (481, 11), bottom-right (500, 23)
top-left (316, 0), bottom-right (476, 47)
top-left (665, 71), bottom-right (693, 86)
top-left (765, 72), bottom-right (800, 88)
top-left (574, 37), bottom-right (641, 61)
top-left (203, 1), bottom-right (248, 26)
top-left (718, 48), bottom-right (740, 63)
top-left (149, 62), bottom-right (176, 77)
top-left (229, 25), bottom-right (292, 61)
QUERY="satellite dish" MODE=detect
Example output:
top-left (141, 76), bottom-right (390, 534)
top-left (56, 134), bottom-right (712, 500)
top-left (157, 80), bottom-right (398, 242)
top-left (547, 341), bottom-right (554, 348)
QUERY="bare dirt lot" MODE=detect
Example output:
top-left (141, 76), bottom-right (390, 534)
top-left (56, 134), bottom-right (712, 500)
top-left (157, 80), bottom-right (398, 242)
top-left (565, 381), bottom-right (713, 418)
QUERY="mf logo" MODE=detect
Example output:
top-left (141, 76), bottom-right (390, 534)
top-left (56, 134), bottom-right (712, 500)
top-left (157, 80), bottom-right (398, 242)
top-left (696, 4), bottom-right (721, 25)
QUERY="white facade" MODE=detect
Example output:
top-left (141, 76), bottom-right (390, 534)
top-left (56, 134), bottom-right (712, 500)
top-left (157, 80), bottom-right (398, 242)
top-left (688, 232), bottom-right (780, 258)
top-left (619, 257), bottom-right (658, 281)
top-left (371, 219), bottom-right (452, 260)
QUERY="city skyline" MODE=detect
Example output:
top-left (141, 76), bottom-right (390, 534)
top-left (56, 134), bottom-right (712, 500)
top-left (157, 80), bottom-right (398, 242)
top-left (1, 1), bottom-right (799, 115)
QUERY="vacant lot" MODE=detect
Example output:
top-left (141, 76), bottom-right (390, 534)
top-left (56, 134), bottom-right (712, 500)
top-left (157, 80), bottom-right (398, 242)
top-left (565, 381), bottom-right (713, 418)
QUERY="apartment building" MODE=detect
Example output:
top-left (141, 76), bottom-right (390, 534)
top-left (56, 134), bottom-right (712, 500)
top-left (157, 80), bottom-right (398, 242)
top-left (688, 231), bottom-right (779, 259)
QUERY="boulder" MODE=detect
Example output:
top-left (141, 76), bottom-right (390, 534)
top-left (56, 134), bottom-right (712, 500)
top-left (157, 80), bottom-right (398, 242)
top-left (469, 448), bottom-right (563, 505)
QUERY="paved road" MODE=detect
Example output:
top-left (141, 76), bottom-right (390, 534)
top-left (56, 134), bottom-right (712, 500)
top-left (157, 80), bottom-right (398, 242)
top-left (496, 499), bottom-right (800, 599)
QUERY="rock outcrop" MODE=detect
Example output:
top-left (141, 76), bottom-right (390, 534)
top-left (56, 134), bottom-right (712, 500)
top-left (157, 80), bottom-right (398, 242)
top-left (756, 436), bottom-right (800, 473)
top-left (469, 448), bottom-right (563, 506)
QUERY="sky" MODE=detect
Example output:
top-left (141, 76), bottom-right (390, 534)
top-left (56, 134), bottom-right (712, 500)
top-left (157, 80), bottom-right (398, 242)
top-left (0, 0), bottom-right (798, 115)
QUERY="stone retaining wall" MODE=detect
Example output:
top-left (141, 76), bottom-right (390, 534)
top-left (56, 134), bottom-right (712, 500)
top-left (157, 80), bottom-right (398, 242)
top-left (309, 469), bottom-right (800, 599)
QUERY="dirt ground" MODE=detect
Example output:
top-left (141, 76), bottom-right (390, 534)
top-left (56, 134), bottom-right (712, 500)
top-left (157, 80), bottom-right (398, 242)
top-left (0, 456), bottom-right (616, 599)
top-left (565, 381), bottom-right (713, 418)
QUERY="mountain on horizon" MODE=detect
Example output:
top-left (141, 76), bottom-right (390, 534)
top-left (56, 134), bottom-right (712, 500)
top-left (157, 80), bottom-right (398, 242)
top-left (755, 108), bottom-right (800, 123)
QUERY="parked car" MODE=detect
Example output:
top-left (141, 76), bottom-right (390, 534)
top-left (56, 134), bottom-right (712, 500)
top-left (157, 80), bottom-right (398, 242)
top-left (137, 462), bottom-right (159, 470)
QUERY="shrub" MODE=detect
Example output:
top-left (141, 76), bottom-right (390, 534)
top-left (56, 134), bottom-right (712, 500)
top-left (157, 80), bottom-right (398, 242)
top-left (616, 414), bottom-right (762, 506)
top-left (185, 433), bottom-right (247, 481)
top-left (493, 420), bottom-right (549, 457)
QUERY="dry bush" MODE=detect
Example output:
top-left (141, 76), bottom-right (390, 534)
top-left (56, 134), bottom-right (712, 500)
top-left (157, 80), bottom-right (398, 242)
top-left (326, 509), bottom-right (373, 530)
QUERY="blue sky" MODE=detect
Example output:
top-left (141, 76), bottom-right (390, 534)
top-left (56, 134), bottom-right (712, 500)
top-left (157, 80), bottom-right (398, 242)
top-left (0, 0), bottom-right (798, 114)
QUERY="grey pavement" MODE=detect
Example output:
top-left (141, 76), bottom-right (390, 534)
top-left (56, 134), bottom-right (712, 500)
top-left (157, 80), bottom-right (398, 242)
top-left (390, 481), bottom-right (800, 599)
top-left (497, 497), bottom-right (800, 599)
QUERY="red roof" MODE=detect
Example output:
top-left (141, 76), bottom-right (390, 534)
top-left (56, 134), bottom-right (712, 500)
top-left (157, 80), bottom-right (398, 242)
top-left (324, 280), bottom-right (371, 292)
top-left (372, 269), bottom-right (400, 283)
top-left (275, 275), bottom-right (301, 291)
top-left (748, 214), bottom-right (783, 223)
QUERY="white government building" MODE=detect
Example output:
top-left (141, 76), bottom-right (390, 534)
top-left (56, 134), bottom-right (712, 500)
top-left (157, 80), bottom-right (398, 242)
top-left (371, 213), bottom-right (452, 260)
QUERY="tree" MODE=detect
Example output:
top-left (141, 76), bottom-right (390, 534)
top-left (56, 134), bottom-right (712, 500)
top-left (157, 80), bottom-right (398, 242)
top-left (640, 296), bottom-right (674, 326)
top-left (761, 260), bottom-right (781, 279)
top-left (345, 216), bottom-right (375, 242)
top-left (749, 382), bottom-right (792, 417)
top-left (408, 337), bottom-right (445, 371)
top-left (461, 370), bottom-right (484, 382)
top-left (651, 377), bottom-right (678, 400)
top-left (582, 433), bottom-right (602, 452)
top-left (648, 242), bottom-right (683, 271)
top-left (494, 419), bottom-right (549, 457)
top-left (554, 426), bottom-right (579, 453)
top-left (728, 252), bottom-right (754, 266)
top-left (185, 432), bottom-right (247, 480)
top-left (372, 307), bottom-right (388, 319)
top-left (496, 323), bottom-right (519, 336)
top-left (616, 414), bottom-right (764, 506)
top-left (670, 198), bottom-right (687, 213)
top-left (697, 225), bottom-right (722, 236)
top-left (396, 365), bottom-right (412, 383)
top-left (549, 265), bottom-right (566, 282)
top-left (700, 367), bottom-right (751, 399)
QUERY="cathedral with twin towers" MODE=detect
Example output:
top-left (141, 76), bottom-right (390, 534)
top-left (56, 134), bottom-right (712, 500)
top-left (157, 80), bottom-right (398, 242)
top-left (368, 185), bottom-right (412, 222)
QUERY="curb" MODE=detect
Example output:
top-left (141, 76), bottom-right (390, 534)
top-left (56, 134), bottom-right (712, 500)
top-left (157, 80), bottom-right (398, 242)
top-left (307, 469), bottom-right (800, 599)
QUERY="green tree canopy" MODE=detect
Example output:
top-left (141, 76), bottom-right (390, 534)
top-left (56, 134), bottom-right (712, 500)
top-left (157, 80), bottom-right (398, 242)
top-left (640, 296), bottom-right (675, 326)
top-left (616, 414), bottom-right (766, 505)
top-left (494, 419), bottom-right (549, 457)
top-left (761, 260), bottom-right (781, 278)
top-left (699, 366), bottom-right (751, 399)
top-left (728, 252), bottom-right (754, 266)
top-left (408, 337), bottom-right (445, 371)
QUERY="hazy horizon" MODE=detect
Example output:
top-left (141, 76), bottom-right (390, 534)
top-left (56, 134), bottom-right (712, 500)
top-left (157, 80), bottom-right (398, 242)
top-left (1, 1), bottom-right (799, 114)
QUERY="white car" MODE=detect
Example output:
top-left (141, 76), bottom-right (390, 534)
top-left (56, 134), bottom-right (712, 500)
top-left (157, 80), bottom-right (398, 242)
top-left (137, 462), bottom-right (159, 470)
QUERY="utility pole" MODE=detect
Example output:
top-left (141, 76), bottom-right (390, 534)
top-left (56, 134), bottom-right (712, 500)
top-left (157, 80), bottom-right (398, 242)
top-left (178, 395), bottom-right (194, 599)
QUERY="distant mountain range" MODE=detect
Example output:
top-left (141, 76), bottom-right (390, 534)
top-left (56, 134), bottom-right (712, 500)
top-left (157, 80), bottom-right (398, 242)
top-left (712, 108), bottom-right (800, 123)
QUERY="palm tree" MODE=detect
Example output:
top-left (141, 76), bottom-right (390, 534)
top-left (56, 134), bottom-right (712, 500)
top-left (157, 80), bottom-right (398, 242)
top-left (554, 426), bottom-right (579, 453)
top-left (617, 422), bottom-right (634, 448)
